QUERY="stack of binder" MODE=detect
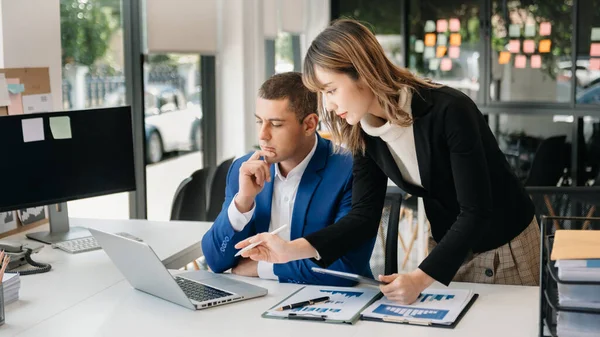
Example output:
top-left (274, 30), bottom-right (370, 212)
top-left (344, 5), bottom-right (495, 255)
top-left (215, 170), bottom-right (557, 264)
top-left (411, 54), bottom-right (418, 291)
top-left (2, 272), bottom-right (21, 305)
top-left (546, 224), bottom-right (600, 337)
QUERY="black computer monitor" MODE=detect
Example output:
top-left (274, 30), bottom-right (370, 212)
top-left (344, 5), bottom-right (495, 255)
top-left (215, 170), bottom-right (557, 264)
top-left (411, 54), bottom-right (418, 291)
top-left (0, 107), bottom-right (136, 244)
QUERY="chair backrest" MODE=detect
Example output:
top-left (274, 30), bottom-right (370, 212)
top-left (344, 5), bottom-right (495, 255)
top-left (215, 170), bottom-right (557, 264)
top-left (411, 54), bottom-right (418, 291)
top-left (170, 167), bottom-right (214, 221)
top-left (206, 157), bottom-right (234, 221)
top-left (525, 135), bottom-right (568, 187)
top-left (369, 189), bottom-right (403, 276)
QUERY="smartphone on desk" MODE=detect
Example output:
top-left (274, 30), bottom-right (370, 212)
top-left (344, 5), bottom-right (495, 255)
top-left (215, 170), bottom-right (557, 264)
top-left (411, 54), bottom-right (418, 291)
top-left (311, 267), bottom-right (388, 286)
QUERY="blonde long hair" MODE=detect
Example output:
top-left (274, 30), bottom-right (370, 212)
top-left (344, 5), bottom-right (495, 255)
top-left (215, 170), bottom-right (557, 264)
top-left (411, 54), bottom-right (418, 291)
top-left (303, 19), bottom-right (438, 155)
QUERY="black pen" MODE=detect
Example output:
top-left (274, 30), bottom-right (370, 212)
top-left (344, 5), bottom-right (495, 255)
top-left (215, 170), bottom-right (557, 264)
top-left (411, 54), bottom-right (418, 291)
top-left (275, 296), bottom-right (330, 311)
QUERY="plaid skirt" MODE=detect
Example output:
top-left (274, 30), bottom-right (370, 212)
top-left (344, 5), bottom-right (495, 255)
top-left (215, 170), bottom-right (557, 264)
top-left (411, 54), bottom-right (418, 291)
top-left (428, 217), bottom-right (540, 286)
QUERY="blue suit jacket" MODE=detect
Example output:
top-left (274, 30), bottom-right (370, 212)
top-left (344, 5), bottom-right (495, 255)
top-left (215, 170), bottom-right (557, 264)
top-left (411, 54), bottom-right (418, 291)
top-left (201, 135), bottom-right (375, 286)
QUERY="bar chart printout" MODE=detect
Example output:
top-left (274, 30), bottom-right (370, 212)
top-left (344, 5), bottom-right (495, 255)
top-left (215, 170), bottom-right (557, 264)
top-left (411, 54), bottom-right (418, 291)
top-left (361, 288), bottom-right (475, 325)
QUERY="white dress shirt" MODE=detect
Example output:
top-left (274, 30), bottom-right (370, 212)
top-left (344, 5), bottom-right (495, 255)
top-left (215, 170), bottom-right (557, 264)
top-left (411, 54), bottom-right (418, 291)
top-left (228, 135), bottom-right (318, 279)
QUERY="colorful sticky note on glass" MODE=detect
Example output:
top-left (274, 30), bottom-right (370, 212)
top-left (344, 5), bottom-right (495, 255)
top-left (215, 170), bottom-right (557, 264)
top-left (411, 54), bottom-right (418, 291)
top-left (530, 55), bottom-right (542, 69)
top-left (449, 33), bottom-right (461, 46)
top-left (523, 40), bottom-right (535, 54)
top-left (424, 20), bottom-right (436, 33)
top-left (50, 116), bottom-right (72, 139)
top-left (509, 24), bottom-right (521, 38)
top-left (591, 43), bottom-right (600, 57)
top-left (436, 46), bottom-right (448, 58)
top-left (499, 51), bottom-right (511, 64)
top-left (440, 58), bottom-right (452, 71)
top-left (449, 18), bottom-right (460, 32)
top-left (540, 22), bottom-right (551, 36)
top-left (424, 33), bottom-right (437, 47)
top-left (424, 47), bottom-right (435, 59)
top-left (449, 46), bottom-right (460, 59)
top-left (539, 39), bottom-right (552, 53)
top-left (590, 58), bottom-right (600, 71)
top-left (509, 40), bottom-right (520, 53)
top-left (437, 34), bottom-right (448, 46)
top-left (429, 58), bottom-right (440, 71)
top-left (22, 118), bottom-right (45, 143)
top-left (415, 40), bottom-right (424, 53)
top-left (524, 24), bottom-right (536, 37)
top-left (437, 19), bottom-right (448, 33)
top-left (515, 55), bottom-right (527, 69)
top-left (591, 28), bottom-right (600, 42)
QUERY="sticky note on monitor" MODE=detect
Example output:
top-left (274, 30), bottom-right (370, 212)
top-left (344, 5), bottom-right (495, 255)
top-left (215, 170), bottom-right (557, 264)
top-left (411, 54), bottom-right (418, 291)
top-left (590, 58), bottom-right (600, 71)
top-left (449, 18), bottom-right (460, 32)
top-left (449, 33), bottom-right (461, 46)
top-left (437, 34), bottom-right (448, 46)
top-left (424, 33), bottom-right (436, 46)
top-left (415, 40), bottom-right (424, 53)
top-left (498, 51), bottom-right (511, 65)
top-left (429, 58), bottom-right (440, 71)
top-left (449, 46), bottom-right (460, 59)
top-left (424, 47), bottom-right (435, 59)
top-left (509, 40), bottom-right (520, 53)
top-left (540, 22), bottom-right (551, 36)
top-left (22, 118), bottom-right (45, 143)
top-left (524, 24), bottom-right (536, 37)
top-left (523, 40), bottom-right (535, 54)
top-left (539, 39), bottom-right (552, 53)
top-left (509, 24), bottom-right (521, 38)
top-left (50, 116), bottom-right (72, 139)
top-left (424, 20), bottom-right (436, 33)
top-left (591, 28), bottom-right (600, 42)
top-left (440, 58), bottom-right (452, 71)
top-left (591, 43), bottom-right (600, 57)
top-left (530, 55), bottom-right (542, 69)
top-left (437, 20), bottom-right (448, 33)
top-left (515, 55), bottom-right (527, 69)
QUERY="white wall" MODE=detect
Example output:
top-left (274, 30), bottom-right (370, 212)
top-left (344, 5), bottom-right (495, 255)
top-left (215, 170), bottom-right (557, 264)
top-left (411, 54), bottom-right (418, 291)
top-left (0, 0), bottom-right (62, 111)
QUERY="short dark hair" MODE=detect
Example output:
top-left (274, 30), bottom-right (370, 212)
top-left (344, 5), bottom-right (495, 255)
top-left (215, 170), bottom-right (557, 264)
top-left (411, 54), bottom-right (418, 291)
top-left (258, 72), bottom-right (317, 122)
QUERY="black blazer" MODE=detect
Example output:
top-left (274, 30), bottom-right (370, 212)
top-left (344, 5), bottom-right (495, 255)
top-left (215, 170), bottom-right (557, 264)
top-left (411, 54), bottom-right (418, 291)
top-left (306, 85), bottom-right (535, 285)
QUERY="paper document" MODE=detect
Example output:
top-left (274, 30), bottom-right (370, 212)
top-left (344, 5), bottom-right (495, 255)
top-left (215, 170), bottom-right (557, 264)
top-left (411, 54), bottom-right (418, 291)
top-left (264, 286), bottom-right (380, 323)
top-left (0, 74), bottom-right (10, 106)
top-left (22, 93), bottom-right (53, 114)
top-left (21, 118), bottom-right (45, 142)
top-left (361, 288), bottom-right (475, 325)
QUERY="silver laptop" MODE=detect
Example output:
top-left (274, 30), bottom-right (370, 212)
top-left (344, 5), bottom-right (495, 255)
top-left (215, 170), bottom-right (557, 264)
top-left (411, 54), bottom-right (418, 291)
top-left (89, 228), bottom-right (267, 310)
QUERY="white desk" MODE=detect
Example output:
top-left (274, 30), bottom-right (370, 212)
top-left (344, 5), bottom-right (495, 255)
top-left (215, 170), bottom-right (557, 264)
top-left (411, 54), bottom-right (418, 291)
top-left (2, 218), bottom-right (540, 337)
top-left (2, 218), bottom-right (212, 337)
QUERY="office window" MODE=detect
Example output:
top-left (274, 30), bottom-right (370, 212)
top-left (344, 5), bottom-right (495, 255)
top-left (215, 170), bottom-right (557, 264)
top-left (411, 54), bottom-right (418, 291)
top-left (144, 54), bottom-right (203, 221)
top-left (582, 116), bottom-right (600, 184)
top-left (489, 113), bottom-right (572, 185)
top-left (575, 2), bottom-right (600, 105)
top-left (337, 0), bottom-right (403, 66)
top-left (490, 0), bottom-right (573, 103)
top-left (275, 32), bottom-right (295, 73)
top-left (408, 0), bottom-right (483, 102)
top-left (61, 0), bottom-right (129, 219)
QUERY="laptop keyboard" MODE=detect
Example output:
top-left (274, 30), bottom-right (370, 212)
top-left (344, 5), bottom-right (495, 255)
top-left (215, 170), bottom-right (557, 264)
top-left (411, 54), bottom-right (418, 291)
top-left (175, 277), bottom-right (233, 302)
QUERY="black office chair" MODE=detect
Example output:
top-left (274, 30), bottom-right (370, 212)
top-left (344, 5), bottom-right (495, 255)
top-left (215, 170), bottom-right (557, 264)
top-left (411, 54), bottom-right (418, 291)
top-left (524, 135), bottom-right (569, 187)
top-left (206, 157), bottom-right (234, 221)
top-left (170, 167), bottom-right (214, 222)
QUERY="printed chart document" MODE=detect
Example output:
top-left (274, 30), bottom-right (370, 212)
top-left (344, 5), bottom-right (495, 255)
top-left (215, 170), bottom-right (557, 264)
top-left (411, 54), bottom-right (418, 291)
top-left (361, 288), bottom-right (477, 328)
top-left (263, 286), bottom-right (381, 324)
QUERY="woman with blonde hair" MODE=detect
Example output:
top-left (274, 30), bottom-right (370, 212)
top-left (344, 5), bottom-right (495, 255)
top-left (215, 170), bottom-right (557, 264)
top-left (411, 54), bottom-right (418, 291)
top-left (236, 19), bottom-right (539, 304)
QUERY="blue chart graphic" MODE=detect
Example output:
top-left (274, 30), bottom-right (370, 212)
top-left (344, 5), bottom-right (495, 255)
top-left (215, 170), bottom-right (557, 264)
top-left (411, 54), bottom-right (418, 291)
top-left (373, 304), bottom-right (449, 320)
top-left (419, 293), bottom-right (455, 302)
top-left (319, 290), bottom-right (363, 298)
top-left (293, 307), bottom-right (342, 313)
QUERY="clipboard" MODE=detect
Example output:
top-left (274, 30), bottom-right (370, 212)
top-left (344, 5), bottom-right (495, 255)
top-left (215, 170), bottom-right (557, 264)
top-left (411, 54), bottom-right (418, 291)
top-left (360, 293), bottom-right (479, 329)
top-left (262, 286), bottom-right (382, 324)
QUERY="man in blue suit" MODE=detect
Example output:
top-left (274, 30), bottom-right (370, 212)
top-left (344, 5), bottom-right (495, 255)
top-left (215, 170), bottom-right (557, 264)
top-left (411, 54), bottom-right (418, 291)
top-left (201, 72), bottom-right (375, 286)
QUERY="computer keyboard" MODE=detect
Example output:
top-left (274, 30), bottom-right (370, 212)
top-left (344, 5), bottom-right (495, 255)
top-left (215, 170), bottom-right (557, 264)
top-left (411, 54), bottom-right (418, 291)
top-left (52, 232), bottom-right (143, 254)
top-left (175, 277), bottom-right (233, 302)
